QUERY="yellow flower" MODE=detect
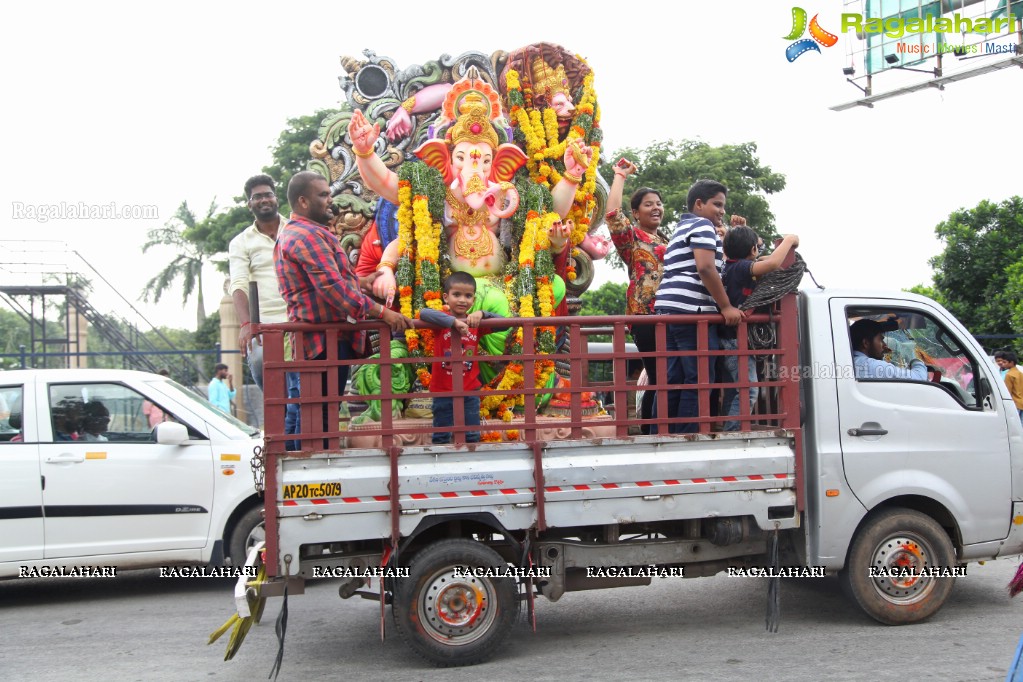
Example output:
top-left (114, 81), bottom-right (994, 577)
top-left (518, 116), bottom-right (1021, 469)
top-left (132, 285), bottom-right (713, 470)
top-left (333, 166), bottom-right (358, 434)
top-left (542, 107), bottom-right (559, 147)
top-left (519, 295), bottom-right (535, 318)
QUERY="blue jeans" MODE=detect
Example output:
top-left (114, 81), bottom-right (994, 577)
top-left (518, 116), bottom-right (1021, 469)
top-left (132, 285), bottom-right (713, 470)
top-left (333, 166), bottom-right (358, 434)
top-left (288, 341), bottom-right (353, 451)
top-left (721, 337), bottom-right (758, 432)
top-left (432, 395), bottom-right (481, 444)
top-left (284, 371), bottom-right (301, 451)
top-left (662, 317), bottom-right (719, 434)
top-left (246, 337), bottom-right (265, 390)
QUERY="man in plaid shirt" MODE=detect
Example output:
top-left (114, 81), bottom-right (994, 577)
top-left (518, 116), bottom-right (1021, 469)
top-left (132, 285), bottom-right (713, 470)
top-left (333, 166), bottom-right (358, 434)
top-left (276, 171), bottom-right (411, 447)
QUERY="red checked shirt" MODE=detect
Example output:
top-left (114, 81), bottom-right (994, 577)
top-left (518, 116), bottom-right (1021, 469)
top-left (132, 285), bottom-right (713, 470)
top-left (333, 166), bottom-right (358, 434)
top-left (274, 213), bottom-right (375, 360)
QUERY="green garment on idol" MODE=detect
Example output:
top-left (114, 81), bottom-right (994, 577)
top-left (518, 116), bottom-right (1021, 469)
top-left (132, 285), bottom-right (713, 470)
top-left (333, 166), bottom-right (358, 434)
top-left (470, 278), bottom-right (511, 385)
top-left (351, 340), bottom-right (412, 424)
top-left (469, 275), bottom-right (566, 385)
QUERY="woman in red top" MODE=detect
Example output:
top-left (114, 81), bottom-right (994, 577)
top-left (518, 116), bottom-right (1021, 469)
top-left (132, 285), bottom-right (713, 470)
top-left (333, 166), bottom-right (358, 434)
top-left (605, 160), bottom-right (668, 434)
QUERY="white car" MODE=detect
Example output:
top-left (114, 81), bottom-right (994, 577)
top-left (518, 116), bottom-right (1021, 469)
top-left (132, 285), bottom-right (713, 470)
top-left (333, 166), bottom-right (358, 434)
top-left (0, 369), bottom-right (264, 578)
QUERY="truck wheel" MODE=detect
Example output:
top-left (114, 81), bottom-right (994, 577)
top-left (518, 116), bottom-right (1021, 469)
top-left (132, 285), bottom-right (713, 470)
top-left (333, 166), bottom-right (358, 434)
top-left (393, 538), bottom-right (520, 666)
top-left (228, 506), bottom-right (264, 566)
top-left (840, 508), bottom-right (955, 625)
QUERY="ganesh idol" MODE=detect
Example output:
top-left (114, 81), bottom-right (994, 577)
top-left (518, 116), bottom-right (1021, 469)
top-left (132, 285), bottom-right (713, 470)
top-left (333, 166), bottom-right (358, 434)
top-left (347, 75), bottom-right (593, 298)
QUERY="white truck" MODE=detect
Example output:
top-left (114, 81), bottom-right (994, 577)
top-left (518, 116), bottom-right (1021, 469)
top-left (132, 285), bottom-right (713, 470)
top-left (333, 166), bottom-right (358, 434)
top-left (0, 369), bottom-right (265, 577)
top-left (234, 286), bottom-right (1023, 667)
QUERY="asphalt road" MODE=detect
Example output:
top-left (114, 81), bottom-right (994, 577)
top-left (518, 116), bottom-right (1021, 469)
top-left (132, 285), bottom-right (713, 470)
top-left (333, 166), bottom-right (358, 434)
top-left (2, 558), bottom-right (1022, 681)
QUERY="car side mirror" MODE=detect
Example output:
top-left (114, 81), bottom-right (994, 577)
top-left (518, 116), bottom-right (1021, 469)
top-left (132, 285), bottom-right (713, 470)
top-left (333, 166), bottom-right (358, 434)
top-left (155, 421), bottom-right (189, 445)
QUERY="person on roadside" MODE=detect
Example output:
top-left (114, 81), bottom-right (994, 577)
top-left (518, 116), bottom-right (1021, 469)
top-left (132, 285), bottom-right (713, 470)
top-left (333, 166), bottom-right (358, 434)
top-left (995, 351), bottom-right (1023, 424)
top-left (208, 363), bottom-right (235, 414)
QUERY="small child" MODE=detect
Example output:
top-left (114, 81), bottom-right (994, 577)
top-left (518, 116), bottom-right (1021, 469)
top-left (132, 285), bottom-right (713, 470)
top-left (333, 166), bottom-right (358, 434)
top-left (420, 271), bottom-right (503, 444)
top-left (719, 227), bottom-right (799, 431)
top-left (994, 351), bottom-right (1023, 424)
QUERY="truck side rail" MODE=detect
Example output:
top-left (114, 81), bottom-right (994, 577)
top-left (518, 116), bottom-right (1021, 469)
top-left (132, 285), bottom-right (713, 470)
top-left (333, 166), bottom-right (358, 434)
top-left (256, 291), bottom-right (801, 576)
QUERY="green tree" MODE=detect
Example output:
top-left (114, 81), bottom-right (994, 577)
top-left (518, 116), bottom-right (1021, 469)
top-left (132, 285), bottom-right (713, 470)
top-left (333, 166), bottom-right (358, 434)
top-left (905, 284), bottom-right (943, 305)
top-left (0, 308), bottom-right (32, 369)
top-left (193, 311), bottom-right (222, 381)
top-left (141, 200), bottom-right (219, 330)
top-left (598, 139), bottom-right (786, 256)
top-left (204, 108), bottom-right (340, 271)
top-left (927, 197), bottom-right (1023, 348)
top-left (579, 281), bottom-right (628, 317)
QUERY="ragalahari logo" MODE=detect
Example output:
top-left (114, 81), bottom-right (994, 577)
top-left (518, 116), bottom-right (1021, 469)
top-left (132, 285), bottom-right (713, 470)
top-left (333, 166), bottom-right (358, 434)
top-left (785, 7), bottom-right (838, 61)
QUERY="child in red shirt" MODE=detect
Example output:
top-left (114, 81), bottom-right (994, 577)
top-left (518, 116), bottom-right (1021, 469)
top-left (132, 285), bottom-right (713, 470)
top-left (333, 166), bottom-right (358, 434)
top-left (419, 271), bottom-right (503, 444)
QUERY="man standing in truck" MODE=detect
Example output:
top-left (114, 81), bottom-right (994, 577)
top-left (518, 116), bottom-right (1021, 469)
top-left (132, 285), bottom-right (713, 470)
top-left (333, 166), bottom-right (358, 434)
top-left (275, 171), bottom-right (411, 446)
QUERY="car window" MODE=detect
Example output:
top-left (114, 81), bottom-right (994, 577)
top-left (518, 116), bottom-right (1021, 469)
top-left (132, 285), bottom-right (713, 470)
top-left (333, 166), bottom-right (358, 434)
top-left (47, 383), bottom-right (204, 443)
top-left (847, 308), bottom-right (982, 409)
top-left (155, 379), bottom-right (260, 439)
top-left (0, 385), bottom-right (23, 442)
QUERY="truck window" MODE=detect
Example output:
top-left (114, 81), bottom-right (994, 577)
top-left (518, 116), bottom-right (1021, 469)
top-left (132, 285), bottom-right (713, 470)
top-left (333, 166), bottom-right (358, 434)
top-left (846, 309), bottom-right (982, 409)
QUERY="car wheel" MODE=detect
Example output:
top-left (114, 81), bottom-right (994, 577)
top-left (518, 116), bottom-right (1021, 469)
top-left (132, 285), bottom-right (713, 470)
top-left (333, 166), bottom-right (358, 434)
top-left (228, 505), bottom-right (264, 567)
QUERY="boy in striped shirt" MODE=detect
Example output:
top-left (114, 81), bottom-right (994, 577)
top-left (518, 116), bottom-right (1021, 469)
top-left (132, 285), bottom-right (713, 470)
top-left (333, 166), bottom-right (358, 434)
top-left (654, 180), bottom-right (743, 433)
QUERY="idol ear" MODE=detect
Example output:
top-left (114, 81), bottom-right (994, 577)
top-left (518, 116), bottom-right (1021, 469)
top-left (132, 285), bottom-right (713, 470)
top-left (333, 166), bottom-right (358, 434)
top-left (491, 144), bottom-right (528, 183)
top-left (412, 139), bottom-right (454, 185)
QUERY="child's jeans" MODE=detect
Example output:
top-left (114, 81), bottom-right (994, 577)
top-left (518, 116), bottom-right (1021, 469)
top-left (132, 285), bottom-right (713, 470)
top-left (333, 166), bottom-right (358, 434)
top-left (721, 337), bottom-right (758, 432)
top-left (432, 395), bottom-right (482, 444)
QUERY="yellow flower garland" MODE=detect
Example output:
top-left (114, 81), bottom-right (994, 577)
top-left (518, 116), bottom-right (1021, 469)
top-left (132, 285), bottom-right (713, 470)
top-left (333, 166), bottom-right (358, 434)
top-left (505, 69), bottom-right (600, 246)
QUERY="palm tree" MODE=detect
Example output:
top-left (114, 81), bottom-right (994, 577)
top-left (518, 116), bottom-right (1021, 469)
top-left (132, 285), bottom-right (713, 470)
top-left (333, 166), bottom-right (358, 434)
top-left (141, 200), bottom-right (217, 330)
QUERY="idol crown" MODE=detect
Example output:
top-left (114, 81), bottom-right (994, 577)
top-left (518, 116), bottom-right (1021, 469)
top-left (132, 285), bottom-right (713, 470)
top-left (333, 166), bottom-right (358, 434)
top-left (529, 57), bottom-right (570, 99)
top-left (448, 93), bottom-right (499, 149)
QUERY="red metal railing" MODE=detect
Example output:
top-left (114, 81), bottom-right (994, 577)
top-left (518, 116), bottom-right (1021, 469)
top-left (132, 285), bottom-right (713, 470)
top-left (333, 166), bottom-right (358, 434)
top-left (256, 290), bottom-right (802, 576)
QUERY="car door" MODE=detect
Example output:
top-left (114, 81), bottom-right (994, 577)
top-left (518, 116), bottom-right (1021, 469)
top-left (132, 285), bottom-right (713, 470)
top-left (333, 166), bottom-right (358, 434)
top-left (831, 299), bottom-right (1011, 545)
top-left (0, 382), bottom-right (43, 566)
top-left (38, 381), bottom-right (215, 559)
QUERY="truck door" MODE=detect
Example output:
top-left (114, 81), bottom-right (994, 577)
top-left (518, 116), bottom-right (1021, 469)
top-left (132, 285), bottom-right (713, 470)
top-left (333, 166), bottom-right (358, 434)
top-left (0, 383), bottom-right (43, 565)
top-left (38, 381), bottom-right (215, 559)
top-left (831, 299), bottom-right (1011, 545)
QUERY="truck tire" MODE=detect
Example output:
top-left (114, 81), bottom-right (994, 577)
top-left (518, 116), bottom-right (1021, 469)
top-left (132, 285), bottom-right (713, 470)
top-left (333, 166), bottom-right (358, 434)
top-left (393, 538), bottom-right (520, 666)
top-left (840, 508), bottom-right (955, 625)
top-left (227, 505), bottom-right (264, 567)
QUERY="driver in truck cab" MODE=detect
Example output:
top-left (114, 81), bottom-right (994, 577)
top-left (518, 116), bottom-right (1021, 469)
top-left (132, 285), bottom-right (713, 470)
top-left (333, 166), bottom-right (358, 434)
top-left (850, 318), bottom-right (927, 380)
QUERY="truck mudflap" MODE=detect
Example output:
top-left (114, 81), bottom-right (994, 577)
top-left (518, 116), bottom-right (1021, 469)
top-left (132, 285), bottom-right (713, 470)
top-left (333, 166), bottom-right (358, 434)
top-left (234, 542), bottom-right (266, 618)
top-left (209, 542), bottom-right (269, 661)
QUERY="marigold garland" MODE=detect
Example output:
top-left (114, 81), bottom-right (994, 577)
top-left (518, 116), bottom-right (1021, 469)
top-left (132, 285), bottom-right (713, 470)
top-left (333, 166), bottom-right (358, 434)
top-left (506, 68), bottom-right (601, 249)
top-left (396, 164), bottom-right (446, 385)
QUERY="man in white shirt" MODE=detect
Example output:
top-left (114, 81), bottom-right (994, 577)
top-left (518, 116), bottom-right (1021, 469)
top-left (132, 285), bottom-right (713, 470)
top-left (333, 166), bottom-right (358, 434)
top-left (851, 319), bottom-right (927, 380)
top-left (229, 174), bottom-right (290, 390)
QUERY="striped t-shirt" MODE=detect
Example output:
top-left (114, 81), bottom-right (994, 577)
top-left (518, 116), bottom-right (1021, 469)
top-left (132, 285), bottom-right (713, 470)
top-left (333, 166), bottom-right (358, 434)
top-left (653, 214), bottom-right (723, 314)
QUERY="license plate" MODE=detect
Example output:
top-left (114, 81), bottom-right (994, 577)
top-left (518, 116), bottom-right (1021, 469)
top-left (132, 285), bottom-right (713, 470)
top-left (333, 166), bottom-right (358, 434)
top-left (282, 482), bottom-right (342, 499)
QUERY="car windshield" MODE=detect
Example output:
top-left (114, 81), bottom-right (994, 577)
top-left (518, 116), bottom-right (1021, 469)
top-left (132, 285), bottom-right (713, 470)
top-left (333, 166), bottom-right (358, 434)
top-left (154, 379), bottom-right (261, 439)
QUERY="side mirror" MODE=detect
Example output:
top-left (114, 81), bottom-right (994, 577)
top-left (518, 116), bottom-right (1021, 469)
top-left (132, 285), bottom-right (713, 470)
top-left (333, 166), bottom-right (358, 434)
top-left (155, 421), bottom-right (189, 445)
top-left (980, 377), bottom-right (991, 395)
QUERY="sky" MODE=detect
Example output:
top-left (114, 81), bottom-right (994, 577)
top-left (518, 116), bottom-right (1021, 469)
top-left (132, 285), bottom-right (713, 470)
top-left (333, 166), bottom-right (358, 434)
top-left (2, 0), bottom-right (1021, 333)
